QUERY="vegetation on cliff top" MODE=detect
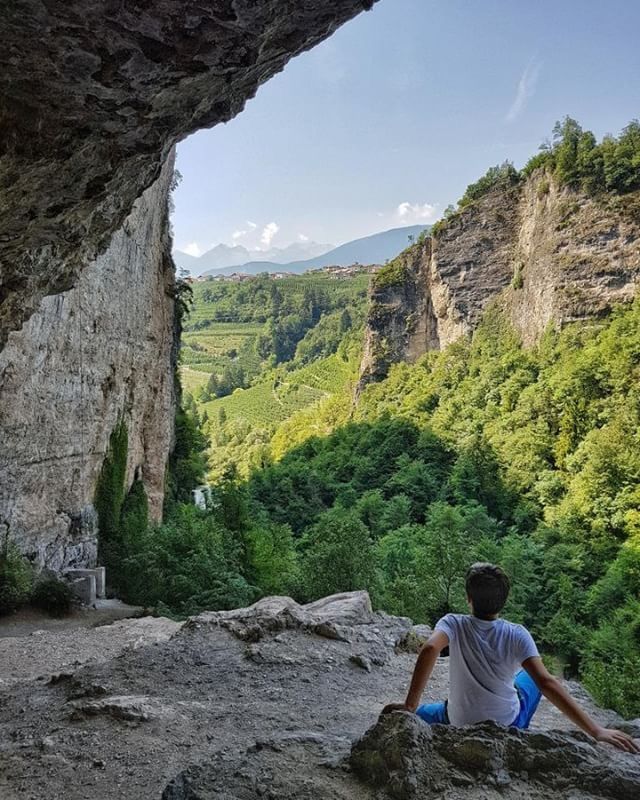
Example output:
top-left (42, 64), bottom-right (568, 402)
top-left (430, 117), bottom-right (640, 238)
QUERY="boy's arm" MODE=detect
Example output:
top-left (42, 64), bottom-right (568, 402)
top-left (523, 656), bottom-right (639, 754)
top-left (382, 630), bottom-right (449, 714)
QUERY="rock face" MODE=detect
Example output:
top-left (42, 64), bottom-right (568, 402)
top-left (0, 158), bottom-right (176, 570)
top-left (0, 0), bottom-right (378, 349)
top-left (359, 175), bottom-right (640, 387)
top-left (0, 591), bottom-right (637, 800)
top-left (352, 712), bottom-right (640, 799)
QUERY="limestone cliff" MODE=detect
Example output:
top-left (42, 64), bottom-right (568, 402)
top-left (359, 174), bottom-right (640, 388)
top-left (0, 159), bottom-right (176, 571)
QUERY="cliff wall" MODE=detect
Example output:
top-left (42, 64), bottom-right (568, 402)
top-left (359, 174), bottom-right (640, 387)
top-left (0, 159), bottom-right (176, 571)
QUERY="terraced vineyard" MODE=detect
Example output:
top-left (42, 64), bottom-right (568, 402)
top-left (179, 270), bottom-right (371, 474)
top-left (180, 322), bottom-right (263, 377)
top-left (202, 353), bottom-right (354, 430)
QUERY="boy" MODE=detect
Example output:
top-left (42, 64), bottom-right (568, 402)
top-left (383, 562), bottom-right (639, 753)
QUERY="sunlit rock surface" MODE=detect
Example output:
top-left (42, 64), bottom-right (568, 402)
top-left (359, 175), bottom-right (640, 388)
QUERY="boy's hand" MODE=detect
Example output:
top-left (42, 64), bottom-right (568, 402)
top-left (595, 727), bottom-right (640, 754)
top-left (381, 702), bottom-right (410, 715)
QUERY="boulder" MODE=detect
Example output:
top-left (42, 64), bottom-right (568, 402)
top-left (350, 711), bottom-right (640, 799)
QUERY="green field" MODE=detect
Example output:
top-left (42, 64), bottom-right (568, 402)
top-left (179, 271), bottom-right (369, 475)
top-left (180, 322), bottom-right (263, 375)
top-left (201, 353), bottom-right (353, 429)
top-left (180, 366), bottom-right (210, 394)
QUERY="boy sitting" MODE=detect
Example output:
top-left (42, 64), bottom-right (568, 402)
top-left (383, 562), bottom-right (639, 753)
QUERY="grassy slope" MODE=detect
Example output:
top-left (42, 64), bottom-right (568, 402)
top-left (201, 352), bottom-right (353, 430)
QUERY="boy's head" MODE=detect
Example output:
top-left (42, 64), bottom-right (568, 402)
top-left (465, 562), bottom-right (510, 619)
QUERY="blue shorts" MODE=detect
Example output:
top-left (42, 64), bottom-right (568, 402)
top-left (416, 669), bottom-right (542, 729)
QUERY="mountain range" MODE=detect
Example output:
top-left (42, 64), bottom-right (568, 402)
top-left (173, 225), bottom-right (428, 276)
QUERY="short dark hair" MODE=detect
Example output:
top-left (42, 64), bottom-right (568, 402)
top-left (465, 562), bottom-right (510, 619)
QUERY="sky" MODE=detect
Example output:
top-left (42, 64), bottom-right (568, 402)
top-left (172, 0), bottom-right (640, 258)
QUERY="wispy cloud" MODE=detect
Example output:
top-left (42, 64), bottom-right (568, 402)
top-left (396, 202), bottom-right (438, 223)
top-left (183, 241), bottom-right (202, 257)
top-left (260, 221), bottom-right (280, 249)
top-left (298, 233), bottom-right (309, 242)
top-left (506, 60), bottom-right (542, 123)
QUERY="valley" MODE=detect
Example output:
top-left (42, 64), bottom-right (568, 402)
top-left (180, 271), bottom-right (371, 476)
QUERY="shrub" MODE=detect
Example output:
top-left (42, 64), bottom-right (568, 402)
top-left (372, 259), bottom-right (408, 291)
top-left (458, 161), bottom-right (521, 209)
top-left (95, 419), bottom-right (129, 575)
top-left (298, 506), bottom-right (377, 600)
top-left (511, 264), bottom-right (524, 290)
top-left (31, 577), bottom-right (74, 617)
top-left (119, 504), bottom-right (256, 615)
top-left (537, 178), bottom-right (550, 199)
top-left (0, 534), bottom-right (32, 615)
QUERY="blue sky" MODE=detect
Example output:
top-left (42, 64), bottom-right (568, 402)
top-left (172, 0), bottom-right (640, 257)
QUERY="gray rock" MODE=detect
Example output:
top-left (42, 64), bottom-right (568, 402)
top-left (0, 161), bottom-right (176, 571)
top-left (350, 654), bottom-right (373, 672)
top-left (358, 174), bottom-right (640, 390)
top-left (350, 712), bottom-right (640, 799)
top-left (1, 591), bottom-right (636, 800)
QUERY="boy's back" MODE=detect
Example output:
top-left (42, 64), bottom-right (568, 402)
top-left (436, 613), bottom-right (539, 725)
top-left (383, 562), bottom-right (639, 753)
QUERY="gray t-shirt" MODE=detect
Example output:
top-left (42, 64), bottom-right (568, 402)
top-left (435, 613), bottom-right (539, 726)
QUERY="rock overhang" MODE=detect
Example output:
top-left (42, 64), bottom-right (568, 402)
top-left (0, 0), bottom-right (378, 347)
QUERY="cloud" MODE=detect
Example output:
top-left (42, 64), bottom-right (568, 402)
top-left (505, 60), bottom-right (542, 123)
top-left (396, 202), bottom-right (438, 223)
top-left (298, 233), bottom-right (309, 242)
top-left (231, 229), bottom-right (247, 241)
top-left (247, 221), bottom-right (257, 229)
top-left (260, 221), bottom-right (279, 249)
top-left (183, 241), bottom-right (202, 257)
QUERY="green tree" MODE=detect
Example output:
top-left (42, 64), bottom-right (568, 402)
top-left (299, 507), bottom-right (376, 600)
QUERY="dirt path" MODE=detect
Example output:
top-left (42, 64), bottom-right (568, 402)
top-left (0, 600), bottom-right (144, 639)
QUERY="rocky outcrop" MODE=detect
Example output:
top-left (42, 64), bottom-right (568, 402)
top-left (0, 591), bottom-right (637, 800)
top-left (0, 158), bottom-right (176, 571)
top-left (352, 712), bottom-right (640, 799)
top-left (359, 175), bottom-right (640, 388)
top-left (0, 0), bottom-right (378, 349)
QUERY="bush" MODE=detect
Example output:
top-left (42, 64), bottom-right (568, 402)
top-left (95, 419), bottom-right (129, 576)
top-left (298, 506), bottom-right (377, 600)
top-left (246, 522), bottom-right (300, 596)
top-left (31, 577), bottom-right (74, 617)
top-left (0, 535), bottom-right (32, 615)
top-left (458, 161), bottom-right (520, 209)
top-left (119, 504), bottom-right (256, 615)
top-left (372, 258), bottom-right (408, 291)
